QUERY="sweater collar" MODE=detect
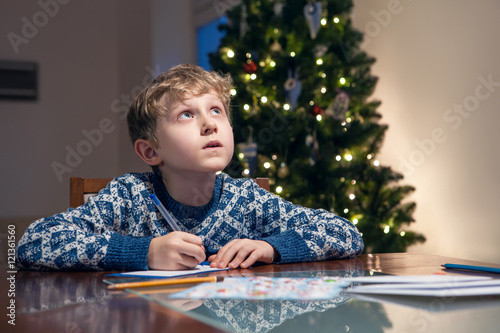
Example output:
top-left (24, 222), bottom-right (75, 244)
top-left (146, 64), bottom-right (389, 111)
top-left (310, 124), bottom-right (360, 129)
top-left (151, 173), bottom-right (223, 221)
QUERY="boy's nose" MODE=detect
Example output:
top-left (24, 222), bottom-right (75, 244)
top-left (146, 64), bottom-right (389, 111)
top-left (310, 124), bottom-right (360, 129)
top-left (201, 119), bottom-right (217, 135)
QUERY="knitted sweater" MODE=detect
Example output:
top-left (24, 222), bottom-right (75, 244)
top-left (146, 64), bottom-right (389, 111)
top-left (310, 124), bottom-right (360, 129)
top-left (16, 172), bottom-right (364, 271)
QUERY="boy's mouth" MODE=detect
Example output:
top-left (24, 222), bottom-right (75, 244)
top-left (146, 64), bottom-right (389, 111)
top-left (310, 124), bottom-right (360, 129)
top-left (203, 141), bottom-right (222, 149)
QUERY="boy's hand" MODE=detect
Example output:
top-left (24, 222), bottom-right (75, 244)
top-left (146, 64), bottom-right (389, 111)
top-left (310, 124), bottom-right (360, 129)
top-left (208, 239), bottom-right (277, 269)
top-left (147, 232), bottom-right (206, 270)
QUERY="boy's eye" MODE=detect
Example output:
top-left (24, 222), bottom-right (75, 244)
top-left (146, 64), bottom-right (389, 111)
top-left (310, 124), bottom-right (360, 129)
top-left (211, 108), bottom-right (222, 115)
top-left (178, 112), bottom-right (193, 119)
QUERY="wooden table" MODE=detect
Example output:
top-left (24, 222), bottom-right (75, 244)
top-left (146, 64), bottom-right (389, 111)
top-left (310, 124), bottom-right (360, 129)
top-left (2, 253), bottom-right (500, 332)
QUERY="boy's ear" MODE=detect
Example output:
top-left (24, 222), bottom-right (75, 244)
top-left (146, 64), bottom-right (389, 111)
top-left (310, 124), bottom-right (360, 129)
top-left (134, 139), bottom-right (162, 166)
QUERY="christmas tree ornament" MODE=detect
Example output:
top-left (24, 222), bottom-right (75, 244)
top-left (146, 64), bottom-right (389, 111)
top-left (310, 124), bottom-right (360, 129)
top-left (314, 44), bottom-right (328, 58)
top-left (270, 39), bottom-right (282, 53)
top-left (273, 1), bottom-right (285, 16)
top-left (311, 104), bottom-right (324, 116)
top-left (304, 1), bottom-right (322, 39)
top-left (305, 132), bottom-right (319, 166)
top-left (243, 60), bottom-right (258, 74)
top-left (325, 89), bottom-right (350, 121)
top-left (277, 162), bottom-right (290, 178)
top-left (284, 69), bottom-right (302, 110)
top-left (240, 4), bottom-right (249, 39)
top-left (237, 140), bottom-right (258, 176)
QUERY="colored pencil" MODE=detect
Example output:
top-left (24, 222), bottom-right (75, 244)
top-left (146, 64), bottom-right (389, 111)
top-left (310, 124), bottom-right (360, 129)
top-left (107, 275), bottom-right (223, 290)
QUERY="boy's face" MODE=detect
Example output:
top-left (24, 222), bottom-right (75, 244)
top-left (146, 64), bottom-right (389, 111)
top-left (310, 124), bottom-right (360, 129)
top-left (154, 92), bottom-right (234, 177)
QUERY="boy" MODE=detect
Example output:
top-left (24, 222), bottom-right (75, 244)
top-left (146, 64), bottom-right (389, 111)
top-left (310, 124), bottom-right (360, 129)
top-left (16, 64), bottom-right (364, 271)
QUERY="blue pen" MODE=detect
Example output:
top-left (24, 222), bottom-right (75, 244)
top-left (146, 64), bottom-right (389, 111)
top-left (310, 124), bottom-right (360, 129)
top-left (150, 193), bottom-right (181, 231)
top-left (442, 263), bottom-right (500, 274)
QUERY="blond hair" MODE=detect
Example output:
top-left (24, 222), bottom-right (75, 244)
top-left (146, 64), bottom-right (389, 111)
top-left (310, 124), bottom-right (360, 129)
top-left (127, 64), bottom-right (233, 149)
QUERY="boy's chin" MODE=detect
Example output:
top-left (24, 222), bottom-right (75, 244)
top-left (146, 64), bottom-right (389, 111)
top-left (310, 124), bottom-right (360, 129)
top-left (204, 159), bottom-right (232, 173)
top-left (206, 166), bottom-right (227, 174)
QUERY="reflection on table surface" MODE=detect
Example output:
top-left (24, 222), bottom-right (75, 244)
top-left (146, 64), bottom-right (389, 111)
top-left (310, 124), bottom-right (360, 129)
top-left (5, 270), bottom-right (226, 333)
top-left (5, 253), bottom-right (500, 333)
top-left (111, 256), bottom-right (500, 333)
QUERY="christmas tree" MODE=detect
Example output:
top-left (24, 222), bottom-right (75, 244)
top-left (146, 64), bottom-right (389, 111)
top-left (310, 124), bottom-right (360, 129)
top-left (209, 0), bottom-right (425, 253)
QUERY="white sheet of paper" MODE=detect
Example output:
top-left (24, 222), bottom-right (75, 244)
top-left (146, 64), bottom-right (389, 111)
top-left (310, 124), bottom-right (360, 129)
top-left (107, 265), bottom-right (229, 279)
top-left (346, 278), bottom-right (500, 297)
top-left (345, 275), bottom-right (492, 284)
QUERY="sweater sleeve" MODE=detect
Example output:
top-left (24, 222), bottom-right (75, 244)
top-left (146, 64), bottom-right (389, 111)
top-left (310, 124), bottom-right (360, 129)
top-left (250, 183), bottom-right (364, 264)
top-left (16, 176), bottom-right (155, 271)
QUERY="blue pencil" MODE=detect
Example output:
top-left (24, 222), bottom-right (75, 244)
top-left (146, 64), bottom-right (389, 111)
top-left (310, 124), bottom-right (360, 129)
top-left (442, 263), bottom-right (500, 274)
top-left (150, 193), bottom-right (181, 231)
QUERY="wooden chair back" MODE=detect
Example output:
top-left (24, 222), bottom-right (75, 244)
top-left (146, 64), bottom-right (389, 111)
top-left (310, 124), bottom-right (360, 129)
top-left (70, 177), bottom-right (270, 208)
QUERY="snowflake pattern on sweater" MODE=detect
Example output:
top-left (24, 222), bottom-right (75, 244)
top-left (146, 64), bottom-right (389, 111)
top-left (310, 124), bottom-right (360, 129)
top-left (16, 172), bottom-right (364, 271)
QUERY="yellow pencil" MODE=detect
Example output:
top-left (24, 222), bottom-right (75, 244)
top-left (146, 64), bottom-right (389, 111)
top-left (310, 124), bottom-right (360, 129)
top-left (107, 275), bottom-right (223, 290)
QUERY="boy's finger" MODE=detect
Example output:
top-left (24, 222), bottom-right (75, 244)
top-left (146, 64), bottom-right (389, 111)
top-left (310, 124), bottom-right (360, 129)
top-left (181, 243), bottom-right (206, 263)
top-left (214, 245), bottom-right (238, 268)
top-left (228, 247), bottom-right (254, 268)
top-left (178, 232), bottom-right (204, 246)
top-left (220, 244), bottom-right (254, 269)
top-left (178, 253), bottom-right (200, 269)
top-left (239, 251), bottom-right (260, 268)
top-left (228, 248), bottom-right (259, 268)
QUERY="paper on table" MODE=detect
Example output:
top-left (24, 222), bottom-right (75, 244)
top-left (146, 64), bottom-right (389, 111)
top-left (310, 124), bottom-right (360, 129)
top-left (345, 275), bottom-right (492, 284)
top-left (350, 293), bottom-right (500, 312)
top-left (346, 276), bottom-right (500, 297)
top-left (107, 265), bottom-right (230, 279)
top-left (169, 276), bottom-right (350, 300)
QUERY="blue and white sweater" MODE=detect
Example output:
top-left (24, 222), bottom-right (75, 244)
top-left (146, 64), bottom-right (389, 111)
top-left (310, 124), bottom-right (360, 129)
top-left (16, 172), bottom-right (364, 271)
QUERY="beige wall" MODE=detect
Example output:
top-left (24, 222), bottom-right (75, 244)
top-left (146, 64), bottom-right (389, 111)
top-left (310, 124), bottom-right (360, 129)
top-left (352, 0), bottom-right (500, 264)
top-left (1, 0), bottom-right (499, 264)
top-left (0, 1), bottom-right (154, 242)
